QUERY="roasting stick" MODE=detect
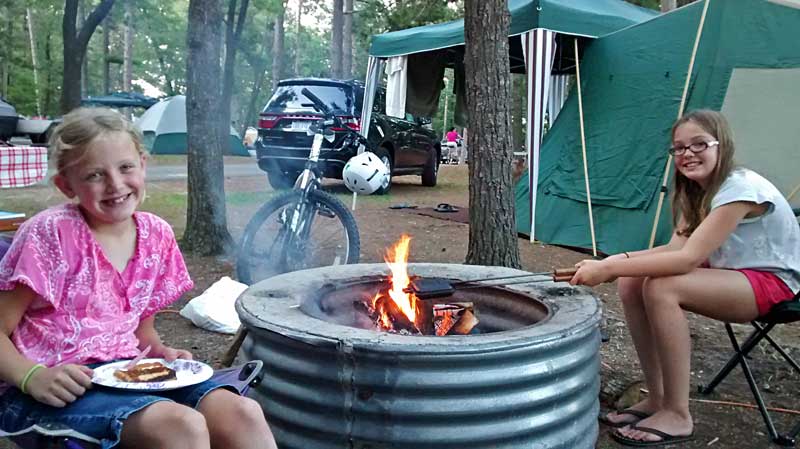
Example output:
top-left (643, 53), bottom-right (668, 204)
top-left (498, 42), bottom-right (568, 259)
top-left (405, 268), bottom-right (578, 300)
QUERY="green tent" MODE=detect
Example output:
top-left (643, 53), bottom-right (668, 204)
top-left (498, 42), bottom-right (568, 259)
top-left (369, 0), bottom-right (656, 57)
top-left (135, 95), bottom-right (249, 156)
top-left (518, 0), bottom-right (800, 255)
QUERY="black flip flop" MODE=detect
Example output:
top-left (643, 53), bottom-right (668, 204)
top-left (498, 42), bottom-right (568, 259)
top-left (434, 203), bottom-right (459, 213)
top-left (611, 425), bottom-right (694, 447)
top-left (598, 408), bottom-right (652, 428)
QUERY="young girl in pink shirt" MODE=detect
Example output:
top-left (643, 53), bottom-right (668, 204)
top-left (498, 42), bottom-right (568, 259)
top-left (0, 108), bottom-right (277, 449)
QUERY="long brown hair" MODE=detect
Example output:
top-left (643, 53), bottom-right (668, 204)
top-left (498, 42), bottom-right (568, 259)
top-left (670, 110), bottom-right (736, 236)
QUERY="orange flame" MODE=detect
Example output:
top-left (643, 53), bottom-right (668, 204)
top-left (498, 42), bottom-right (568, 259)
top-left (383, 234), bottom-right (416, 323)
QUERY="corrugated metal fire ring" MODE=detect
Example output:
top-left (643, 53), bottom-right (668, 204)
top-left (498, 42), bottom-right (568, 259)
top-left (237, 263), bottom-right (602, 449)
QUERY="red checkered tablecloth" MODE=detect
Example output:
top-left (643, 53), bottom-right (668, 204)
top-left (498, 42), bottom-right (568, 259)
top-left (0, 146), bottom-right (48, 188)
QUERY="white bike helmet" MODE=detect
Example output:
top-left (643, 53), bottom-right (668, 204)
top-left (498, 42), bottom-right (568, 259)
top-left (343, 151), bottom-right (390, 194)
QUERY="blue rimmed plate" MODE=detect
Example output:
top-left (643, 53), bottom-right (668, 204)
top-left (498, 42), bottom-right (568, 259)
top-left (91, 358), bottom-right (213, 391)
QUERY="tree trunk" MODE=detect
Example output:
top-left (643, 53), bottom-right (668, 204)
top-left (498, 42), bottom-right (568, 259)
top-left (511, 73), bottom-right (525, 152)
top-left (222, 0), bottom-right (250, 146)
top-left (342, 0), bottom-right (353, 78)
top-left (123, 0), bottom-right (133, 91)
top-left (330, 0), bottom-right (344, 78)
top-left (103, 22), bottom-right (111, 94)
top-left (183, 0), bottom-right (234, 255)
top-left (45, 33), bottom-right (54, 115)
top-left (661, 0), bottom-right (677, 12)
top-left (61, 0), bottom-right (115, 114)
top-left (463, 0), bottom-right (520, 268)
top-left (26, 8), bottom-right (42, 116)
top-left (293, 0), bottom-right (303, 76)
top-left (243, 27), bottom-right (272, 132)
top-left (271, 1), bottom-right (286, 91)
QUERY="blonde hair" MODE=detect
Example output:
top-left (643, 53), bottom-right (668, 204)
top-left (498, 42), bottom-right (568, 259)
top-left (670, 109), bottom-right (736, 236)
top-left (49, 107), bottom-right (146, 174)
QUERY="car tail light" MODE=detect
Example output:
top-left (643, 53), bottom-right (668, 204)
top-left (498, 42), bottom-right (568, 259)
top-left (258, 114), bottom-right (281, 129)
top-left (332, 116), bottom-right (360, 132)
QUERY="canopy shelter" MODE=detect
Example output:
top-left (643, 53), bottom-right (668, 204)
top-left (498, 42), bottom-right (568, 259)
top-left (362, 0), bottom-right (656, 243)
top-left (135, 95), bottom-right (248, 156)
top-left (82, 92), bottom-right (159, 109)
top-left (517, 0), bottom-right (800, 256)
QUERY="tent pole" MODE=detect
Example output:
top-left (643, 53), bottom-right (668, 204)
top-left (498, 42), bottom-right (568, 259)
top-left (786, 182), bottom-right (800, 203)
top-left (352, 57), bottom-right (384, 210)
top-left (574, 37), bottom-right (597, 257)
top-left (647, 0), bottom-right (711, 248)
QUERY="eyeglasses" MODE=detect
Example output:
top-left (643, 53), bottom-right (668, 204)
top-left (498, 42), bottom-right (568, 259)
top-left (668, 140), bottom-right (719, 156)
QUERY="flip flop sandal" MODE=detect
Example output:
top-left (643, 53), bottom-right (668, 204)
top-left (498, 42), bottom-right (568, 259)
top-left (598, 408), bottom-right (652, 428)
top-left (611, 425), bottom-right (694, 447)
top-left (434, 203), bottom-right (459, 213)
top-left (389, 203), bottom-right (418, 210)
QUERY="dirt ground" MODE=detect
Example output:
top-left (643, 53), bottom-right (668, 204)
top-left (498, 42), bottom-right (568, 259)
top-left (2, 158), bottom-right (799, 448)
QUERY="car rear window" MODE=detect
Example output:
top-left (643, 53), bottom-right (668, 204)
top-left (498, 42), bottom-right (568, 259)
top-left (263, 84), bottom-right (355, 115)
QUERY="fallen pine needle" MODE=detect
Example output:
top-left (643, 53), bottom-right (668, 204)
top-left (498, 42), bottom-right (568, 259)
top-left (707, 436), bottom-right (719, 446)
top-left (639, 388), bottom-right (800, 415)
top-left (689, 398), bottom-right (800, 416)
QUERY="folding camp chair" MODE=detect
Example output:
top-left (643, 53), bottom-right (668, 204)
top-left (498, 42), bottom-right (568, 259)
top-left (698, 295), bottom-right (800, 446)
top-left (7, 360), bottom-right (263, 449)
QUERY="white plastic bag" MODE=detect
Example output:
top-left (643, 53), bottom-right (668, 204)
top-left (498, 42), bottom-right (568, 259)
top-left (179, 276), bottom-right (247, 334)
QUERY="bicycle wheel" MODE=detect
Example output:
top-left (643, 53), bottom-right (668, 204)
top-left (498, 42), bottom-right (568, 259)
top-left (237, 189), bottom-right (360, 285)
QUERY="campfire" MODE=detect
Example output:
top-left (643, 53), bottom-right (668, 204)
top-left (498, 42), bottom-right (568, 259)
top-left (360, 235), bottom-right (479, 336)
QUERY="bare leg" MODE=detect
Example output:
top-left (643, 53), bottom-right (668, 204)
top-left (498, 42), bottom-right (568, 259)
top-left (618, 268), bottom-right (758, 442)
top-left (120, 401), bottom-right (210, 449)
top-left (604, 276), bottom-right (663, 425)
top-left (197, 389), bottom-right (278, 449)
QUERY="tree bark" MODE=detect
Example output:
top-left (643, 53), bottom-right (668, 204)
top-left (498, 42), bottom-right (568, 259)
top-left (342, 0), bottom-right (353, 78)
top-left (123, 0), bottom-right (133, 92)
top-left (183, 0), bottom-right (234, 255)
top-left (511, 73), bottom-right (525, 152)
top-left (26, 8), bottom-right (42, 116)
top-left (222, 0), bottom-right (250, 144)
top-left (293, 0), bottom-right (303, 76)
top-left (463, 0), bottom-right (520, 268)
top-left (243, 26), bottom-right (272, 132)
top-left (271, 1), bottom-right (286, 91)
top-left (103, 22), bottom-right (111, 94)
top-left (330, 0), bottom-right (344, 78)
top-left (661, 0), bottom-right (677, 12)
top-left (61, 0), bottom-right (115, 114)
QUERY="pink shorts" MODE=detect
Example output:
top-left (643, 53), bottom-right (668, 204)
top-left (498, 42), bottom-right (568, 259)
top-left (737, 269), bottom-right (795, 316)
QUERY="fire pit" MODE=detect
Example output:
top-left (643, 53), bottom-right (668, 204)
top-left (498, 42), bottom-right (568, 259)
top-left (236, 263), bottom-right (602, 449)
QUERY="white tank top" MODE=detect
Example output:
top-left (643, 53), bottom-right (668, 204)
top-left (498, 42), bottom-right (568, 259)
top-left (708, 168), bottom-right (800, 294)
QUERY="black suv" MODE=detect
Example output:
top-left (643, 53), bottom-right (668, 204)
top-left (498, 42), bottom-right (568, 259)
top-left (254, 78), bottom-right (441, 193)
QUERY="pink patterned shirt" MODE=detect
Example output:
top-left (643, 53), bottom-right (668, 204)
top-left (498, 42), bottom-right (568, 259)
top-left (0, 204), bottom-right (193, 387)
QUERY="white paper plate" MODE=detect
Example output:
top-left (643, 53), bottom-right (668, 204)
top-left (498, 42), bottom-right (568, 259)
top-left (92, 358), bottom-right (213, 391)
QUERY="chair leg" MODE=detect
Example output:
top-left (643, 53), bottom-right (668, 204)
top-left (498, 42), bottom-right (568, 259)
top-left (699, 322), bottom-right (772, 394)
top-left (760, 325), bottom-right (800, 374)
top-left (723, 323), bottom-right (796, 446)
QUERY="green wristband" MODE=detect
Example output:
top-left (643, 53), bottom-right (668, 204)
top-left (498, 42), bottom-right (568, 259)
top-left (19, 364), bottom-right (45, 395)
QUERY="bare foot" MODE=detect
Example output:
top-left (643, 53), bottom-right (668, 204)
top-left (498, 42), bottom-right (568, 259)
top-left (617, 410), bottom-right (693, 442)
top-left (602, 397), bottom-right (660, 426)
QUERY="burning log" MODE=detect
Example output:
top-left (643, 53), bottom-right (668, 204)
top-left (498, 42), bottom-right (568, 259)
top-left (433, 302), bottom-right (478, 336)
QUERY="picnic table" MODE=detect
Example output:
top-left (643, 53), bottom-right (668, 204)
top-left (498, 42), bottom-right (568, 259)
top-left (0, 145), bottom-right (48, 188)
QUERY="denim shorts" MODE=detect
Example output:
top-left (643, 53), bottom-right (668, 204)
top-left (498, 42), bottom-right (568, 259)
top-left (0, 368), bottom-right (234, 449)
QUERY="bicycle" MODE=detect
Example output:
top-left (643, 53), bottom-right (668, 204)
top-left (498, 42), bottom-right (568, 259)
top-left (236, 88), bottom-right (364, 285)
